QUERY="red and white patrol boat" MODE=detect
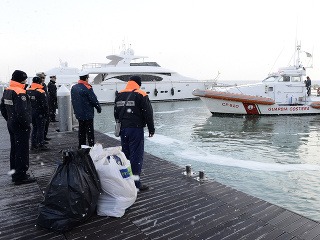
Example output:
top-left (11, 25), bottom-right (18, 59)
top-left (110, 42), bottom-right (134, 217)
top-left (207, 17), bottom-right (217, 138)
top-left (193, 44), bottom-right (318, 115)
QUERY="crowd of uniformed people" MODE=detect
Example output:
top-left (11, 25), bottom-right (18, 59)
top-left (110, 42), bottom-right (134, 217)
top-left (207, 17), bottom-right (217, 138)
top-left (0, 71), bottom-right (155, 193)
top-left (0, 70), bottom-right (57, 185)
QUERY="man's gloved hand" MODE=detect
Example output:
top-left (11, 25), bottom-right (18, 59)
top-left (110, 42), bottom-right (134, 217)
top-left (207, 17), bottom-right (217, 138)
top-left (97, 108), bottom-right (101, 113)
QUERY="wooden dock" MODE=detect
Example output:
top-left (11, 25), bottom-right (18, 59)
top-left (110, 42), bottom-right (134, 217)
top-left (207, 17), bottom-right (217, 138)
top-left (1, 116), bottom-right (320, 240)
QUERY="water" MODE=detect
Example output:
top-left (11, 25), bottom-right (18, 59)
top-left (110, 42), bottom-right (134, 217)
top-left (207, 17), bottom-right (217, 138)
top-left (95, 100), bottom-right (320, 221)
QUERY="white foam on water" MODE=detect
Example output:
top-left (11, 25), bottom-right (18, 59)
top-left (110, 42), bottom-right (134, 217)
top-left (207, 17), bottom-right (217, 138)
top-left (177, 150), bottom-right (320, 172)
top-left (146, 134), bottom-right (320, 172)
top-left (155, 124), bottom-right (165, 130)
top-left (104, 132), bottom-right (184, 145)
top-left (154, 109), bottom-right (184, 114)
top-left (104, 132), bottom-right (320, 172)
top-left (146, 133), bottom-right (184, 145)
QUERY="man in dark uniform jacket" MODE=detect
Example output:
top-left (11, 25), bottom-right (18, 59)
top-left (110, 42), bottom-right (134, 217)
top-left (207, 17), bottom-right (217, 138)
top-left (114, 75), bottom-right (155, 191)
top-left (305, 76), bottom-right (312, 96)
top-left (0, 70), bottom-right (36, 185)
top-left (37, 72), bottom-right (51, 141)
top-left (71, 72), bottom-right (101, 149)
top-left (47, 75), bottom-right (58, 122)
top-left (27, 76), bottom-right (50, 151)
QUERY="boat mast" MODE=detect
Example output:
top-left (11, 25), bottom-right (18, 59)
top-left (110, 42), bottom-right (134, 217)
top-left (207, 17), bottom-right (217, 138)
top-left (295, 42), bottom-right (301, 68)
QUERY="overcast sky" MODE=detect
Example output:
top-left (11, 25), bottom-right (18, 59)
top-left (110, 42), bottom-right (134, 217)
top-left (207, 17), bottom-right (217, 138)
top-left (0, 0), bottom-right (319, 83)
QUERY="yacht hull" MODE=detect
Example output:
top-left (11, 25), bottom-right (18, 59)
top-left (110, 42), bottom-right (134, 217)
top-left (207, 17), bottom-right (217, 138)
top-left (93, 81), bottom-right (211, 103)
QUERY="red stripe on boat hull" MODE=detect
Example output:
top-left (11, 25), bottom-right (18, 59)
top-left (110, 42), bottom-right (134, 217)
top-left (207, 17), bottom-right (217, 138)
top-left (243, 103), bottom-right (260, 114)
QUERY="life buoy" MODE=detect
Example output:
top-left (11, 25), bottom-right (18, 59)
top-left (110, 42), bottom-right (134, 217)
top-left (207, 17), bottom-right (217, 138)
top-left (317, 87), bottom-right (320, 96)
top-left (154, 88), bottom-right (158, 96)
top-left (171, 87), bottom-right (174, 96)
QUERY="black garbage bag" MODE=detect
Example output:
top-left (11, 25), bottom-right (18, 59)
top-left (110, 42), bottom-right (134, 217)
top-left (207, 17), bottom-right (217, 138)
top-left (37, 148), bottom-right (102, 232)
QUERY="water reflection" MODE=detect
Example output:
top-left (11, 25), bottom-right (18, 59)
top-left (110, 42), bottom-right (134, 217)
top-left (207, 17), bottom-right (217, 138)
top-left (191, 114), bottom-right (320, 165)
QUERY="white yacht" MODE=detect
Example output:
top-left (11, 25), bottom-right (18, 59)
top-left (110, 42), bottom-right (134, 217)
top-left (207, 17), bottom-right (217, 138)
top-left (44, 61), bottom-right (80, 88)
top-left (81, 47), bottom-right (218, 103)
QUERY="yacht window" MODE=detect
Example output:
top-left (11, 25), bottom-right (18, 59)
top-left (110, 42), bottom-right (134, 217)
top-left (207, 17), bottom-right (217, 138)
top-left (141, 75), bottom-right (163, 81)
top-left (113, 74), bottom-right (163, 82)
top-left (158, 73), bottom-right (172, 76)
top-left (93, 73), bottom-right (106, 83)
top-left (283, 76), bottom-right (290, 82)
top-left (130, 62), bottom-right (161, 67)
top-left (291, 76), bottom-right (301, 82)
top-left (278, 76), bottom-right (290, 82)
top-left (263, 76), bottom-right (277, 82)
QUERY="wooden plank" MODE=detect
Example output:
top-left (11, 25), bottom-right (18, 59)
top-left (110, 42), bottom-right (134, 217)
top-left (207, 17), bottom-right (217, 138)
top-left (238, 223), bottom-right (277, 240)
top-left (253, 204), bottom-right (286, 222)
top-left (291, 220), bottom-right (320, 239)
top-left (268, 210), bottom-right (297, 225)
top-left (299, 224), bottom-right (320, 240)
top-left (137, 200), bottom-right (226, 232)
top-left (145, 201), bottom-right (243, 239)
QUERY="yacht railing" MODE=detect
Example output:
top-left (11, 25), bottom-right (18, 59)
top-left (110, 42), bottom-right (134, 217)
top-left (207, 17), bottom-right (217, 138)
top-left (82, 63), bottom-right (109, 69)
top-left (205, 81), bottom-right (235, 90)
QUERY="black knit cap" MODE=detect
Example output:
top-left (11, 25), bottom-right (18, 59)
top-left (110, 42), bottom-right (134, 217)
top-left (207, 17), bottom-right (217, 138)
top-left (12, 70), bottom-right (28, 83)
top-left (32, 76), bottom-right (42, 84)
top-left (129, 75), bottom-right (141, 86)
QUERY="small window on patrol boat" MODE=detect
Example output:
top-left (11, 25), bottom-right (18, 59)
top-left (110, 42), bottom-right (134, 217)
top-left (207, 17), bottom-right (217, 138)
top-left (291, 76), bottom-right (301, 82)
top-left (283, 76), bottom-right (290, 82)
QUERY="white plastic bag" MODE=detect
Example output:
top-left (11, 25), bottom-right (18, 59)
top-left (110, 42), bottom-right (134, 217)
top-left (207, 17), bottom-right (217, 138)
top-left (90, 144), bottom-right (137, 217)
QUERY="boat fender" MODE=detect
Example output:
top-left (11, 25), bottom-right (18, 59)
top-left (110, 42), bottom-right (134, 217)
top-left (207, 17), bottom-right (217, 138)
top-left (171, 87), bottom-right (174, 96)
top-left (317, 87), bottom-right (320, 96)
top-left (154, 88), bottom-right (158, 96)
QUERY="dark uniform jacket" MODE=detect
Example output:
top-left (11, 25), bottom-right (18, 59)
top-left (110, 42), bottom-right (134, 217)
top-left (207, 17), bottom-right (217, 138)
top-left (47, 80), bottom-right (57, 109)
top-left (71, 80), bottom-right (101, 120)
top-left (114, 81), bottom-right (155, 134)
top-left (27, 83), bottom-right (49, 118)
top-left (0, 80), bottom-right (31, 130)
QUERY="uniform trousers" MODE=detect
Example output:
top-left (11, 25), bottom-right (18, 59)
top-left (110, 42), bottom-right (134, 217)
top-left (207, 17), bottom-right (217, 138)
top-left (44, 116), bottom-right (49, 138)
top-left (120, 128), bottom-right (144, 188)
top-left (48, 101), bottom-right (57, 121)
top-left (31, 115), bottom-right (46, 147)
top-left (8, 123), bottom-right (30, 181)
top-left (78, 119), bottom-right (94, 148)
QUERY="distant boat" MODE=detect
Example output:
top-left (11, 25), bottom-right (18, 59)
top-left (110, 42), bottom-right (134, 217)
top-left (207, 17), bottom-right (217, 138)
top-left (44, 60), bottom-right (80, 88)
top-left (193, 44), bottom-right (319, 115)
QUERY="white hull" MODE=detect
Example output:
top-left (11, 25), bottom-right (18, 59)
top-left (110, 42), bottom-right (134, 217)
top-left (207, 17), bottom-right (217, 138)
top-left (93, 80), bottom-right (212, 103)
top-left (200, 97), bottom-right (320, 115)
